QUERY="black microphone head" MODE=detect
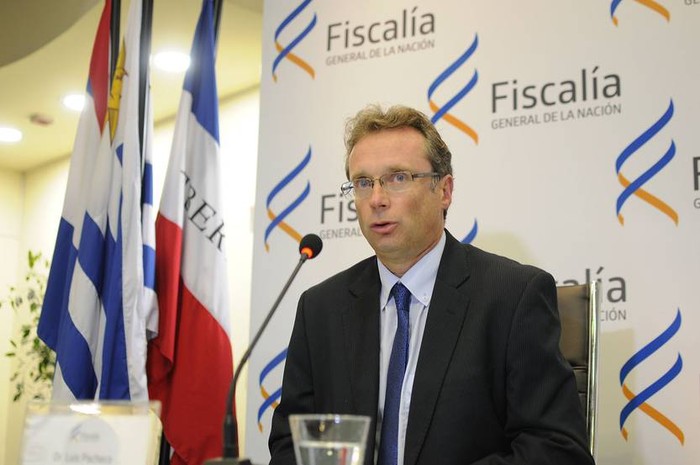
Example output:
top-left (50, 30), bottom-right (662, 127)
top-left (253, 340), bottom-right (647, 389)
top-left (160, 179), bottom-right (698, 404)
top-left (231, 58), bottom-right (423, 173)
top-left (299, 233), bottom-right (323, 259)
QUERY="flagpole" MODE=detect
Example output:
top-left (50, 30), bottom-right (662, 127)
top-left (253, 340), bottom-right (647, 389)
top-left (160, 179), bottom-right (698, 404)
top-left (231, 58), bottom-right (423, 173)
top-left (213, 0), bottom-right (223, 46)
top-left (110, 0), bottom-right (120, 79)
top-left (134, 2), bottom-right (162, 462)
top-left (139, 0), bottom-right (153, 164)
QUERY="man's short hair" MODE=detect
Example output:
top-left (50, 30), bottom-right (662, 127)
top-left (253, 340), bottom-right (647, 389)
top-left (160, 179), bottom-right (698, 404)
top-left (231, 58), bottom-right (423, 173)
top-left (344, 104), bottom-right (453, 180)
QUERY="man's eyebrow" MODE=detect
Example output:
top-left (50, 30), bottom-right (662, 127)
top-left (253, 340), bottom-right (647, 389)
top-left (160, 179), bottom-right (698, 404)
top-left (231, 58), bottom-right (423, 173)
top-left (350, 166), bottom-right (409, 179)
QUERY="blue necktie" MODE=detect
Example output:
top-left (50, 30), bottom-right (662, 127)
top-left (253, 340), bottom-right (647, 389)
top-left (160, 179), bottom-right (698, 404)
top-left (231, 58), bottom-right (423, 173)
top-left (378, 282), bottom-right (411, 465)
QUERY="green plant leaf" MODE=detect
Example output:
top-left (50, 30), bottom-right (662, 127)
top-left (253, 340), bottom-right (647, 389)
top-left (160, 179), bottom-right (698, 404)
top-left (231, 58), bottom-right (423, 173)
top-left (2, 249), bottom-right (54, 402)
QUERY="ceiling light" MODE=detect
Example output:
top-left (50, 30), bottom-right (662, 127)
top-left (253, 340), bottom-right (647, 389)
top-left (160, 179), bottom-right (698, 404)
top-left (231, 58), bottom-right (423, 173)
top-left (153, 50), bottom-right (191, 73)
top-left (63, 93), bottom-right (85, 112)
top-left (0, 126), bottom-right (22, 143)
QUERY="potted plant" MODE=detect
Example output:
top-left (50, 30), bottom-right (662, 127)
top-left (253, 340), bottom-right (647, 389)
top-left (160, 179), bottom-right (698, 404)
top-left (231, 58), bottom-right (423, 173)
top-left (1, 250), bottom-right (55, 401)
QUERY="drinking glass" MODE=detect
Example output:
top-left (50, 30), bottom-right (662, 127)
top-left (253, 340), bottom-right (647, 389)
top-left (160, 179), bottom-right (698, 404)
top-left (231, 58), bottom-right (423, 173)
top-left (289, 414), bottom-right (371, 465)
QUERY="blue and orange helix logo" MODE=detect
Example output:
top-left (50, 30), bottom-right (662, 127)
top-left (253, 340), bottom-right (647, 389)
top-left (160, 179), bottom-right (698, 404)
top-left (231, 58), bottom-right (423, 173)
top-left (427, 34), bottom-right (479, 145)
top-left (615, 99), bottom-right (677, 226)
top-left (610, 0), bottom-right (670, 25)
top-left (460, 219), bottom-right (478, 245)
top-left (619, 309), bottom-right (684, 444)
top-left (264, 147), bottom-right (312, 251)
top-left (272, 0), bottom-right (316, 81)
top-left (257, 348), bottom-right (287, 432)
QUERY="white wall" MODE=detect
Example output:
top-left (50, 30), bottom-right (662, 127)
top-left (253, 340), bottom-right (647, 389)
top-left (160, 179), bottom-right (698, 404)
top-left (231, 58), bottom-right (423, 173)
top-left (0, 170), bottom-right (23, 465)
top-left (0, 87), bottom-right (259, 464)
top-left (1, 158), bottom-right (69, 465)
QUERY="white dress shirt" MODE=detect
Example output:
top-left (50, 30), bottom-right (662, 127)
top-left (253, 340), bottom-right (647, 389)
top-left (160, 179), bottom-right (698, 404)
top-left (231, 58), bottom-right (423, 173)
top-left (376, 231), bottom-right (446, 465)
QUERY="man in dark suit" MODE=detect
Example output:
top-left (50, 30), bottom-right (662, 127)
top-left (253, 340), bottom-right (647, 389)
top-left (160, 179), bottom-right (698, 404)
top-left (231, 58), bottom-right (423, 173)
top-left (269, 104), bottom-right (594, 465)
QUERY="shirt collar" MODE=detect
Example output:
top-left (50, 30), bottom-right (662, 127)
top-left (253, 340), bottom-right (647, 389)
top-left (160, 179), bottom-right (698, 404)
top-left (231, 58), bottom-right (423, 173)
top-left (378, 231), bottom-right (447, 309)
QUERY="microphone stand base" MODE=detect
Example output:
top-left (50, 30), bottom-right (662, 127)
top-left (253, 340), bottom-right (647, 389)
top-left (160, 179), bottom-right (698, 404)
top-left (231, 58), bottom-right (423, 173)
top-left (203, 458), bottom-right (253, 465)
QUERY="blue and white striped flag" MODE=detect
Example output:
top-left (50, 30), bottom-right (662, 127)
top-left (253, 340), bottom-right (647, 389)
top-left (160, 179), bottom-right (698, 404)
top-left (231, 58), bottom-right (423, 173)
top-left (39, 0), bottom-right (157, 401)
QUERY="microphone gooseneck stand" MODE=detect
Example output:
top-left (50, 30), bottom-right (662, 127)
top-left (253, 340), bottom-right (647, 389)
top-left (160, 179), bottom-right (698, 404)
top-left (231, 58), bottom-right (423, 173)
top-left (204, 234), bottom-right (323, 465)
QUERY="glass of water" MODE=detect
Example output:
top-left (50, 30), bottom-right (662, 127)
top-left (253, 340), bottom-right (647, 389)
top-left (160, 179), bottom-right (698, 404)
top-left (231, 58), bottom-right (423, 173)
top-left (289, 414), bottom-right (371, 465)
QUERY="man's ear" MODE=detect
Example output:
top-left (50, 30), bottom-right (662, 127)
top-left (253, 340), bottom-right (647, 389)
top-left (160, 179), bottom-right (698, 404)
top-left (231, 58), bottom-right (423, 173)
top-left (440, 174), bottom-right (454, 210)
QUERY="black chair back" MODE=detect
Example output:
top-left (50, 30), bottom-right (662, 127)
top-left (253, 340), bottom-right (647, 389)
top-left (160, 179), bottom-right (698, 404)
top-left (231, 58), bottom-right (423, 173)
top-left (556, 281), bottom-right (599, 456)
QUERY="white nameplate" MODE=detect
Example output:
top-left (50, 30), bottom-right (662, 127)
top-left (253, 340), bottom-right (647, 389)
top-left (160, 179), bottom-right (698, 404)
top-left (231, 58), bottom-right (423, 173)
top-left (20, 401), bottom-right (161, 465)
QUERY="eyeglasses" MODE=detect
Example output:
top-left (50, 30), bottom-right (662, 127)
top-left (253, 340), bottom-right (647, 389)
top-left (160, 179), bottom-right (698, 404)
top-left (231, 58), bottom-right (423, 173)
top-left (340, 171), bottom-right (441, 199)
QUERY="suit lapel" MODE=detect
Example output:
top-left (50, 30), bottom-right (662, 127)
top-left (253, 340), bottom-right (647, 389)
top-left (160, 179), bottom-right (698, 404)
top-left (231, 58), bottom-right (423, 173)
top-left (404, 233), bottom-right (471, 465)
top-left (343, 260), bottom-right (381, 417)
top-left (342, 261), bottom-right (381, 465)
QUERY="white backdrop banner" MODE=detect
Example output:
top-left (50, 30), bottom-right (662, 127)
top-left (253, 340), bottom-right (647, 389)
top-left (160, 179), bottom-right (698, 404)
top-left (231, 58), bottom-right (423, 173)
top-left (246, 1), bottom-right (700, 463)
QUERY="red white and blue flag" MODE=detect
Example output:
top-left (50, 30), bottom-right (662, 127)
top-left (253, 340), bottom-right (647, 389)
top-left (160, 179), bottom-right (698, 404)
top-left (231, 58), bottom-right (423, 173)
top-left (147, 1), bottom-right (234, 464)
top-left (39, 0), bottom-right (157, 402)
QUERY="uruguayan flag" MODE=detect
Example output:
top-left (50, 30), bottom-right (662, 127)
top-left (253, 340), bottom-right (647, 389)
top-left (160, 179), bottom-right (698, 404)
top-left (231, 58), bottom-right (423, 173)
top-left (39, 0), bottom-right (156, 401)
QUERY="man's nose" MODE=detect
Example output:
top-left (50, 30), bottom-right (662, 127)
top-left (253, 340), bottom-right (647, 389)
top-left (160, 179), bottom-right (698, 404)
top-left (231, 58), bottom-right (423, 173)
top-left (368, 181), bottom-right (389, 208)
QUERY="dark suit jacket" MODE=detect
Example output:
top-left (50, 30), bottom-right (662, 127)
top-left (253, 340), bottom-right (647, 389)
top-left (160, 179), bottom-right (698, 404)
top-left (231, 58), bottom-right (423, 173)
top-left (269, 231), bottom-right (594, 465)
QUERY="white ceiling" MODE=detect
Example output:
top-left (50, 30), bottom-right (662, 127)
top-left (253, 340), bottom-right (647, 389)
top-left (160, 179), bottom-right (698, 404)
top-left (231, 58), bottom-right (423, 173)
top-left (0, 0), bottom-right (263, 172)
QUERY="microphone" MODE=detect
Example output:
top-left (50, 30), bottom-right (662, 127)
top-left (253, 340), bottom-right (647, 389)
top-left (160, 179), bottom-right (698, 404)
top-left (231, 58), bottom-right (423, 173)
top-left (204, 234), bottom-right (323, 465)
